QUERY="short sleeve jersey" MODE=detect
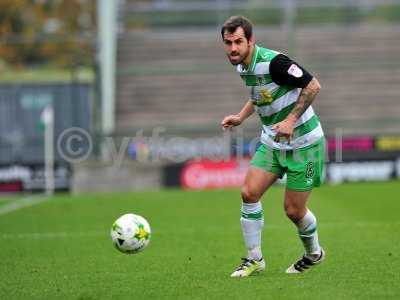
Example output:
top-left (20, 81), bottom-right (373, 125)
top-left (236, 45), bottom-right (324, 150)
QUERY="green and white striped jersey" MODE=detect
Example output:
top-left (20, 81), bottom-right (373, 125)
top-left (237, 45), bottom-right (324, 150)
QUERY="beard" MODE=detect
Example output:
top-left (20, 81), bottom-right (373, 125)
top-left (228, 47), bottom-right (250, 66)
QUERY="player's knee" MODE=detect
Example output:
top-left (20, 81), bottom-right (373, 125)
top-left (284, 204), bottom-right (302, 221)
top-left (241, 186), bottom-right (260, 203)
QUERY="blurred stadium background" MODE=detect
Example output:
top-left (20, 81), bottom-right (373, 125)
top-left (1, 0), bottom-right (400, 193)
top-left (1, 1), bottom-right (400, 299)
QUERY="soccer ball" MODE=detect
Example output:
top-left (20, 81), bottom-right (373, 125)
top-left (111, 213), bottom-right (151, 254)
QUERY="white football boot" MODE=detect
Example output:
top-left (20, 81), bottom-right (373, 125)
top-left (286, 248), bottom-right (325, 274)
top-left (231, 257), bottom-right (266, 277)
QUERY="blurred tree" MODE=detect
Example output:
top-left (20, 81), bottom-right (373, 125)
top-left (0, 0), bottom-right (95, 68)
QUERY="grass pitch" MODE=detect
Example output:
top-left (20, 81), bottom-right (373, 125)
top-left (0, 182), bottom-right (399, 299)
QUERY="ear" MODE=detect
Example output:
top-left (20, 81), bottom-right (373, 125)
top-left (248, 35), bottom-right (255, 46)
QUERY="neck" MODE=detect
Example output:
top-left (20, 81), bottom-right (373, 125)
top-left (242, 44), bottom-right (255, 69)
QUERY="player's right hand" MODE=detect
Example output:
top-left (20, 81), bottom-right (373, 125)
top-left (221, 114), bottom-right (242, 130)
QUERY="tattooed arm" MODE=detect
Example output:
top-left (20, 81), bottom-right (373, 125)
top-left (268, 54), bottom-right (321, 142)
top-left (272, 77), bottom-right (321, 142)
top-left (288, 77), bottom-right (321, 121)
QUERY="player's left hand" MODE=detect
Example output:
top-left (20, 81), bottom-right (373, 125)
top-left (271, 115), bottom-right (297, 143)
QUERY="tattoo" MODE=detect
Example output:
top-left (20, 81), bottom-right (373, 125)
top-left (290, 78), bottom-right (321, 119)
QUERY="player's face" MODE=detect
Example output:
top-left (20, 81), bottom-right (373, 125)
top-left (223, 27), bottom-right (253, 66)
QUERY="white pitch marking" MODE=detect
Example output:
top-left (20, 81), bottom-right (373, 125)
top-left (0, 231), bottom-right (105, 239)
top-left (0, 195), bottom-right (51, 216)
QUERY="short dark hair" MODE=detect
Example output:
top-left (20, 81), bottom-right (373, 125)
top-left (221, 16), bottom-right (253, 41)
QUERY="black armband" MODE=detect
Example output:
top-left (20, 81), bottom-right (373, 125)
top-left (269, 54), bottom-right (313, 88)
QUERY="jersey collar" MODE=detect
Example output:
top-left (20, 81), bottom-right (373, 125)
top-left (248, 44), bottom-right (259, 73)
top-left (239, 44), bottom-right (259, 73)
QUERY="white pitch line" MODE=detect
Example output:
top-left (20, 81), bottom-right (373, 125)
top-left (0, 231), bottom-right (105, 239)
top-left (0, 195), bottom-right (51, 216)
top-left (0, 222), bottom-right (399, 240)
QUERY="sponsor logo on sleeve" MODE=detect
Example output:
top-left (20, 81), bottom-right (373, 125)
top-left (288, 64), bottom-right (303, 78)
